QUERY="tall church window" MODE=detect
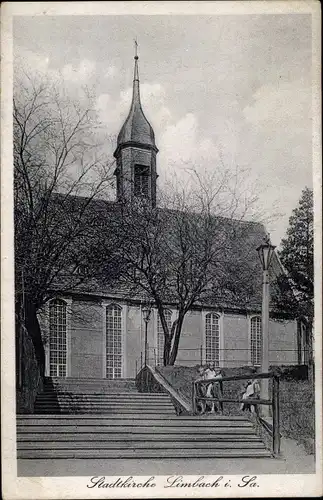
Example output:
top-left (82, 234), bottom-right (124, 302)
top-left (106, 304), bottom-right (122, 379)
top-left (250, 316), bottom-right (262, 365)
top-left (49, 299), bottom-right (67, 377)
top-left (205, 313), bottom-right (220, 366)
top-left (157, 310), bottom-right (172, 365)
top-left (134, 165), bottom-right (149, 198)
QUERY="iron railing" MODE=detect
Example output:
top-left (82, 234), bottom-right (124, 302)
top-left (144, 345), bottom-right (302, 368)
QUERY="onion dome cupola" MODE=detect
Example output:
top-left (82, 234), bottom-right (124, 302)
top-left (114, 46), bottom-right (158, 208)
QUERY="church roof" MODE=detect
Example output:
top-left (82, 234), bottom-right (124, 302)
top-left (115, 54), bottom-right (157, 152)
top-left (48, 194), bottom-right (287, 315)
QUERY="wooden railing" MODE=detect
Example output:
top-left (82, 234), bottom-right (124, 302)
top-left (192, 372), bottom-right (281, 456)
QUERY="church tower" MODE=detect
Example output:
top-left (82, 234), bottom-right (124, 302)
top-left (114, 47), bottom-right (158, 207)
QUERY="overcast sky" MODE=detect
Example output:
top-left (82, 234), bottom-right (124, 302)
top-left (13, 14), bottom-right (312, 246)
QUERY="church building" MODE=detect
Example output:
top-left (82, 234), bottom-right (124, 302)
top-left (39, 53), bottom-right (302, 381)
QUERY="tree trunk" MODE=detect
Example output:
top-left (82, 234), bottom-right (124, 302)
top-left (163, 336), bottom-right (172, 366)
top-left (157, 306), bottom-right (175, 366)
top-left (18, 296), bottom-right (46, 378)
top-left (169, 315), bottom-right (184, 365)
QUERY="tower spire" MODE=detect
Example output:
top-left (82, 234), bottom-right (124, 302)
top-left (114, 46), bottom-right (158, 207)
top-left (116, 43), bottom-right (156, 148)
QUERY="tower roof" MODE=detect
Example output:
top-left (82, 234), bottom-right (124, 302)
top-left (116, 50), bottom-right (157, 151)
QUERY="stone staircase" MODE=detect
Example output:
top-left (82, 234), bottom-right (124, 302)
top-left (32, 377), bottom-right (172, 415)
top-left (17, 377), bottom-right (272, 459)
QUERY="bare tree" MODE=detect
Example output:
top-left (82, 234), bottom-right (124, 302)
top-left (111, 168), bottom-right (264, 366)
top-left (14, 70), bottom-right (117, 374)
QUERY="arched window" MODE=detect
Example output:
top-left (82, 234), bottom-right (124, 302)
top-left (250, 316), bottom-right (262, 366)
top-left (157, 310), bottom-right (172, 366)
top-left (106, 304), bottom-right (122, 379)
top-left (205, 313), bottom-right (220, 367)
top-left (49, 299), bottom-right (67, 377)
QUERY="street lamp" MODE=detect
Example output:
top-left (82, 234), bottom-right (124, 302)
top-left (142, 304), bottom-right (152, 367)
top-left (256, 234), bottom-right (276, 413)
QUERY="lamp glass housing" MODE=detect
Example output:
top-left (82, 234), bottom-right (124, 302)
top-left (256, 242), bottom-right (276, 271)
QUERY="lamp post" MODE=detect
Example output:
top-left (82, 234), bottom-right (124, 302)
top-left (256, 235), bottom-right (276, 415)
top-left (142, 304), bottom-right (152, 367)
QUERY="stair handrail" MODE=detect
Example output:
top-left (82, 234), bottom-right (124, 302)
top-left (193, 371), bottom-right (280, 456)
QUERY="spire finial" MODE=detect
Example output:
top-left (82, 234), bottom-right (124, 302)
top-left (133, 39), bottom-right (139, 82)
top-left (134, 38), bottom-right (138, 60)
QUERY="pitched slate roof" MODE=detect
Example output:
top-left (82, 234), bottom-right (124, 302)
top-left (49, 193), bottom-right (286, 314)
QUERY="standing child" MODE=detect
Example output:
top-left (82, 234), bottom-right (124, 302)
top-left (204, 362), bottom-right (217, 413)
top-left (195, 366), bottom-right (207, 414)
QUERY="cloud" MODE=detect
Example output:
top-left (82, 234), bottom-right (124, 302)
top-left (241, 78), bottom-right (312, 188)
top-left (104, 66), bottom-right (118, 79)
top-left (14, 47), bottom-right (219, 178)
top-left (243, 79), bottom-right (311, 125)
top-left (14, 47), bottom-right (51, 75)
top-left (14, 47), bottom-right (96, 89)
top-left (159, 112), bottom-right (218, 168)
top-left (96, 82), bottom-right (219, 183)
top-left (62, 59), bottom-right (96, 84)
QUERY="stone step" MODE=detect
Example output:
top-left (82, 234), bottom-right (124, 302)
top-left (18, 433), bottom-right (261, 442)
top-left (43, 385), bottom-right (138, 389)
top-left (42, 387), bottom-right (140, 391)
top-left (33, 410), bottom-right (177, 415)
top-left (33, 408), bottom-right (176, 415)
top-left (17, 414), bottom-right (248, 421)
top-left (37, 392), bottom-right (169, 397)
top-left (34, 401), bottom-right (173, 408)
top-left (36, 396), bottom-right (170, 402)
top-left (34, 405), bottom-right (175, 410)
top-left (36, 397), bottom-right (173, 404)
top-left (47, 377), bottom-right (136, 382)
top-left (18, 426), bottom-right (254, 437)
top-left (35, 401), bottom-right (175, 407)
top-left (19, 425), bottom-right (254, 440)
top-left (18, 448), bottom-right (272, 459)
top-left (41, 388), bottom-right (140, 394)
top-left (34, 401), bottom-right (172, 407)
top-left (44, 384), bottom-right (139, 389)
top-left (45, 380), bottom-right (136, 387)
top-left (18, 418), bottom-right (252, 428)
top-left (44, 380), bottom-right (138, 393)
top-left (18, 440), bottom-right (265, 450)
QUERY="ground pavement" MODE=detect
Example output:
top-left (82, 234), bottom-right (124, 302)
top-left (17, 437), bottom-right (315, 477)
